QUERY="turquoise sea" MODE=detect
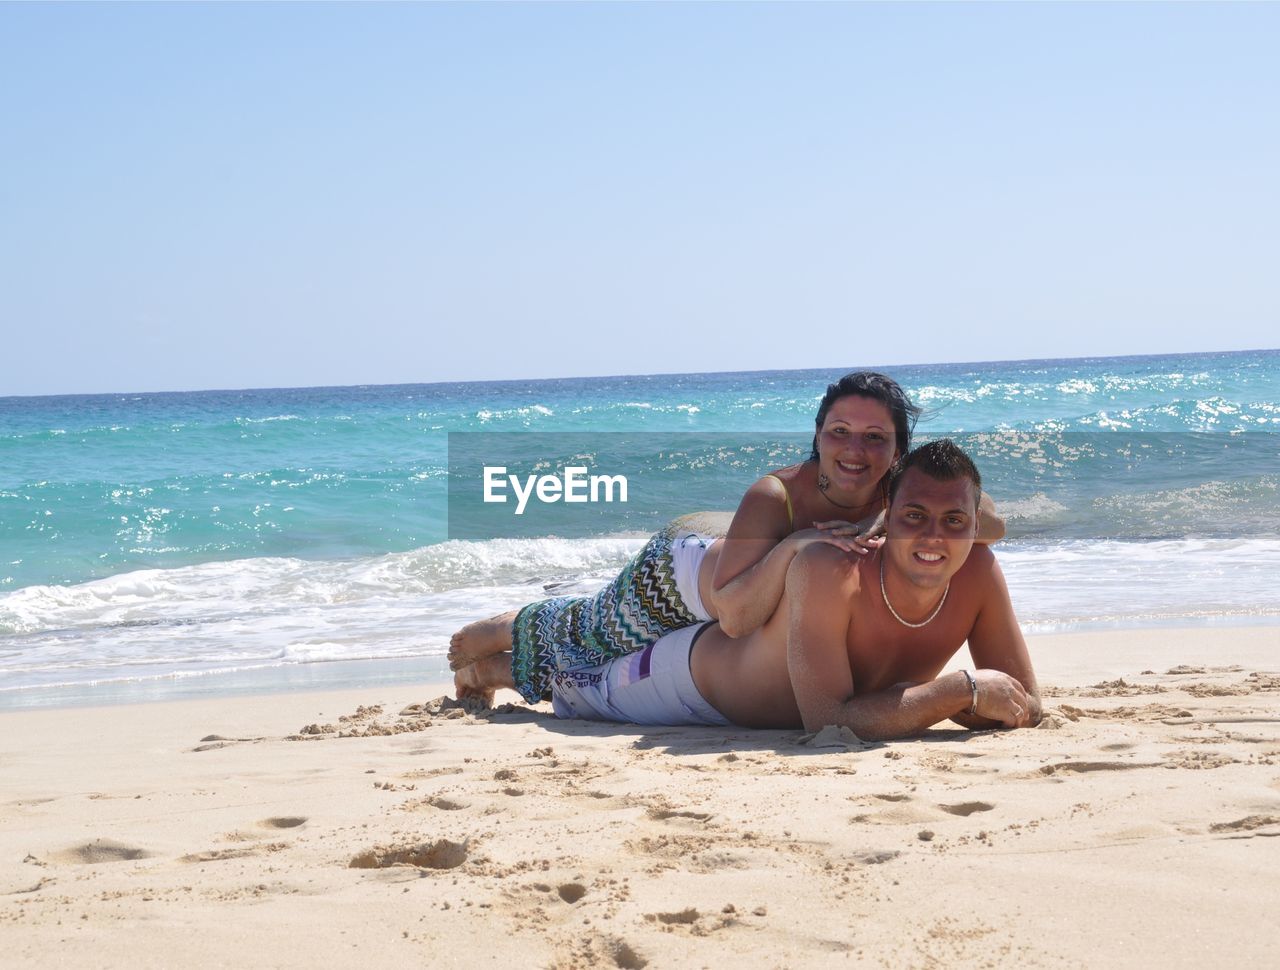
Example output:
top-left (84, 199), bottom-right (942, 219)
top-left (2, 350), bottom-right (1278, 707)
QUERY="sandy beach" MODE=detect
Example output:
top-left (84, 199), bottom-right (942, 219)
top-left (3, 626), bottom-right (1278, 969)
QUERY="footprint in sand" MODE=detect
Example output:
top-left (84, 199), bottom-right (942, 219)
top-left (185, 848), bottom-right (252, 863)
top-left (938, 801), bottom-right (995, 817)
top-left (567, 790), bottom-right (632, 812)
top-left (259, 816), bottom-right (307, 830)
top-left (647, 808), bottom-right (713, 823)
top-left (553, 932), bottom-right (647, 970)
top-left (1038, 760), bottom-right (1160, 776)
top-left (650, 907), bottom-right (699, 925)
top-left (192, 734), bottom-right (265, 752)
top-left (220, 817), bottom-right (306, 841)
top-left (181, 842), bottom-right (288, 863)
top-left (850, 849), bottom-right (901, 865)
top-left (1209, 815), bottom-right (1280, 836)
top-left (348, 839), bottom-right (469, 870)
top-left (1165, 751), bottom-right (1242, 770)
top-left (558, 882), bottom-right (587, 903)
top-left (424, 796), bottom-right (468, 811)
top-left (49, 840), bottom-right (152, 865)
top-left (853, 804), bottom-right (945, 826)
top-left (646, 907), bottom-right (737, 937)
top-left (628, 834), bottom-right (751, 873)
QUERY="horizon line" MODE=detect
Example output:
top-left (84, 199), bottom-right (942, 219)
top-left (4, 346), bottom-right (1276, 403)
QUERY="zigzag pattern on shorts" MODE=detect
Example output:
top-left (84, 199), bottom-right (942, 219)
top-left (509, 523), bottom-right (700, 704)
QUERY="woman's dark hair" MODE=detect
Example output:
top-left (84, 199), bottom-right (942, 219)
top-left (810, 371), bottom-right (921, 460)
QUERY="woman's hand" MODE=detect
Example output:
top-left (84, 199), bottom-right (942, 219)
top-left (809, 510), bottom-right (886, 556)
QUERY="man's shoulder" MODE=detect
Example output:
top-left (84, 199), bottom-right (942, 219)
top-left (959, 543), bottom-right (996, 574)
top-left (953, 543), bottom-right (1007, 602)
top-left (789, 542), bottom-right (867, 591)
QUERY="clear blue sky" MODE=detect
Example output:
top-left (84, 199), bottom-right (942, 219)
top-left (2, 2), bottom-right (1276, 396)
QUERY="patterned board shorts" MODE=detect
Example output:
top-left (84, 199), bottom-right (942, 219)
top-left (509, 523), bottom-right (715, 704)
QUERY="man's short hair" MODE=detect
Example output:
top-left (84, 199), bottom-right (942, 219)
top-left (888, 439), bottom-right (982, 510)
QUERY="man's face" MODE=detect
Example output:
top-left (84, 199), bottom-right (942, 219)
top-left (883, 468), bottom-right (979, 590)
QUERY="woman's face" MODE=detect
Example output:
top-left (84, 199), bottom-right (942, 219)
top-left (815, 395), bottom-right (899, 496)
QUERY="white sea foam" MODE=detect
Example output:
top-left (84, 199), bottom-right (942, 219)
top-left (2, 532), bottom-right (1277, 697)
top-left (994, 493), bottom-right (1071, 524)
top-left (999, 538), bottom-right (1280, 628)
top-left (0, 532), bottom-right (650, 637)
top-left (1055, 378), bottom-right (1099, 395)
top-left (235, 414), bottom-right (303, 425)
top-left (473, 404), bottom-right (556, 423)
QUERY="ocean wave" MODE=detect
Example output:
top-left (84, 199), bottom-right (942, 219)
top-left (985, 397), bottom-right (1278, 433)
top-left (1084, 478), bottom-right (1279, 539)
top-left (993, 492), bottom-right (1071, 524)
top-left (1018, 609), bottom-right (1280, 636)
top-left (234, 414), bottom-right (303, 425)
top-left (1000, 537), bottom-right (1280, 627)
top-left (1, 532), bottom-right (1277, 694)
top-left (0, 533), bottom-right (650, 636)
top-left (474, 404), bottom-right (556, 424)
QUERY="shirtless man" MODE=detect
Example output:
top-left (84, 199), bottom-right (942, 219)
top-left (459, 439), bottom-right (1039, 741)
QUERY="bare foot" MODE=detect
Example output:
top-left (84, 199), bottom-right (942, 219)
top-left (448, 611), bottom-right (517, 671)
top-left (453, 651), bottom-right (515, 708)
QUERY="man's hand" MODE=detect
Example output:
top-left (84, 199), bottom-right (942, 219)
top-left (973, 669), bottom-right (1034, 728)
top-left (964, 548), bottom-right (1041, 728)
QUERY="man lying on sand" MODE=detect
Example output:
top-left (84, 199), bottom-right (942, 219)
top-left (459, 440), bottom-right (1040, 742)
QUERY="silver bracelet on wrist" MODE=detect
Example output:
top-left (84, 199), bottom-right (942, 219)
top-left (960, 669), bottom-right (978, 716)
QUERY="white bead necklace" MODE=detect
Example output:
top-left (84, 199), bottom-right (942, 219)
top-left (880, 557), bottom-right (949, 628)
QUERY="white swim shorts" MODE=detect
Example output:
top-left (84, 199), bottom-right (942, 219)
top-left (550, 621), bottom-right (729, 727)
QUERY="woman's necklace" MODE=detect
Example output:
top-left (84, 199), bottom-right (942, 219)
top-left (880, 558), bottom-right (949, 628)
top-left (816, 473), bottom-right (884, 513)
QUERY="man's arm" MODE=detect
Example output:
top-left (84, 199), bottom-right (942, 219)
top-left (953, 547), bottom-right (1041, 728)
top-left (785, 546), bottom-right (1032, 742)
